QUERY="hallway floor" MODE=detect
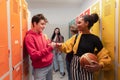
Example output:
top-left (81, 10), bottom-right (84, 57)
top-left (30, 54), bottom-right (68, 80)
top-left (53, 70), bottom-right (68, 80)
top-left (31, 70), bottom-right (68, 80)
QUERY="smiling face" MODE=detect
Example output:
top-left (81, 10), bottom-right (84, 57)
top-left (55, 28), bottom-right (60, 35)
top-left (33, 19), bottom-right (46, 33)
top-left (76, 17), bottom-right (89, 32)
top-left (31, 14), bottom-right (48, 34)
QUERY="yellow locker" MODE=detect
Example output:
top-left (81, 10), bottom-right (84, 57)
top-left (102, 0), bottom-right (115, 80)
top-left (0, 0), bottom-right (9, 77)
top-left (118, 67), bottom-right (120, 80)
top-left (118, 0), bottom-right (120, 79)
top-left (91, 2), bottom-right (104, 80)
top-left (90, 1), bottom-right (100, 37)
top-left (10, 0), bottom-right (21, 66)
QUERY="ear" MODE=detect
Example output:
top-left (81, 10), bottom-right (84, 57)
top-left (33, 22), bottom-right (37, 26)
top-left (85, 21), bottom-right (89, 27)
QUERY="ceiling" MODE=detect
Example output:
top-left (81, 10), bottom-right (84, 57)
top-left (26, 0), bottom-right (88, 25)
top-left (26, 0), bottom-right (85, 8)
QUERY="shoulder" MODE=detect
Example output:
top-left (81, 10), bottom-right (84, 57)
top-left (89, 34), bottom-right (102, 45)
top-left (59, 35), bottom-right (64, 39)
top-left (90, 34), bottom-right (100, 40)
top-left (25, 34), bottom-right (34, 43)
top-left (61, 35), bottom-right (64, 39)
top-left (44, 34), bottom-right (48, 39)
top-left (25, 31), bottom-right (37, 42)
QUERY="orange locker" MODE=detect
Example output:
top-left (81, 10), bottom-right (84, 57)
top-left (3, 75), bottom-right (10, 80)
top-left (22, 1), bottom-right (29, 79)
top-left (12, 63), bottom-right (22, 80)
top-left (10, 0), bottom-right (21, 66)
top-left (101, 0), bottom-right (115, 80)
top-left (23, 57), bottom-right (29, 80)
top-left (22, 4), bottom-right (28, 41)
top-left (0, 0), bottom-right (9, 77)
top-left (0, 47), bottom-right (9, 77)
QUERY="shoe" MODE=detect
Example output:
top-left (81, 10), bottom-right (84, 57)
top-left (54, 69), bottom-right (59, 72)
top-left (60, 72), bottom-right (65, 78)
top-left (60, 72), bottom-right (65, 77)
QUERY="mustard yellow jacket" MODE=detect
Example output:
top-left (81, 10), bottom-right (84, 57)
top-left (59, 33), bottom-right (112, 71)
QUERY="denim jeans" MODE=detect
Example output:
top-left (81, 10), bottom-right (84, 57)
top-left (53, 50), bottom-right (65, 73)
top-left (33, 64), bottom-right (53, 80)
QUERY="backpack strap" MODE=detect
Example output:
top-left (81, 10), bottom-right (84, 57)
top-left (73, 34), bottom-right (78, 45)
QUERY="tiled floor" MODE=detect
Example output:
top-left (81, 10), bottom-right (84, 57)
top-left (30, 69), bottom-right (68, 80)
top-left (53, 54), bottom-right (68, 80)
top-left (30, 54), bottom-right (68, 80)
top-left (53, 70), bottom-right (68, 80)
top-left (30, 62), bottom-right (68, 80)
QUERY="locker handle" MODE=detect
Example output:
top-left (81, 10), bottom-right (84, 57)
top-left (11, 25), bottom-right (14, 29)
top-left (102, 28), bottom-right (104, 30)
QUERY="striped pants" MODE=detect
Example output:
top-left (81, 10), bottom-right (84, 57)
top-left (71, 55), bottom-right (93, 80)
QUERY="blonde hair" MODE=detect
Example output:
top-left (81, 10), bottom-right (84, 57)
top-left (70, 25), bottom-right (78, 34)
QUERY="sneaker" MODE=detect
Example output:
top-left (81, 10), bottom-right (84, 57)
top-left (54, 69), bottom-right (59, 72)
top-left (60, 72), bottom-right (65, 78)
top-left (60, 72), bottom-right (65, 76)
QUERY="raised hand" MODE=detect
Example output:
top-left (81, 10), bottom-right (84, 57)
top-left (56, 43), bottom-right (62, 47)
top-left (48, 42), bottom-right (56, 48)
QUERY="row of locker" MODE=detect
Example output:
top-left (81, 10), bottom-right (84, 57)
top-left (69, 0), bottom-right (120, 80)
top-left (1, 0), bottom-right (120, 80)
top-left (0, 0), bottom-right (29, 80)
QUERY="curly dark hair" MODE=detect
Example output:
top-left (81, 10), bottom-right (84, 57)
top-left (82, 13), bottom-right (99, 29)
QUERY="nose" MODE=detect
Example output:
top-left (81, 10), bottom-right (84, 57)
top-left (43, 25), bottom-right (46, 29)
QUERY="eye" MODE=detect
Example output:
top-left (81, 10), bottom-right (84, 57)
top-left (77, 21), bottom-right (81, 24)
top-left (41, 23), bottom-right (45, 25)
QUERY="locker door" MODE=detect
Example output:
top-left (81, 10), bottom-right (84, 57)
top-left (0, 0), bottom-right (9, 77)
top-left (3, 75), bottom-right (10, 80)
top-left (22, 2), bottom-right (28, 42)
top-left (10, 0), bottom-right (21, 67)
top-left (10, 0), bottom-right (22, 80)
top-left (102, 0), bottom-right (115, 80)
top-left (22, 0), bottom-right (29, 79)
top-left (118, 0), bottom-right (120, 79)
top-left (91, 2), bottom-right (103, 80)
top-left (90, 1), bottom-right (100, 37)
top-left (12, 64), bottom-right (22, 80)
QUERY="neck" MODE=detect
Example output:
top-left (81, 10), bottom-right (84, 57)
top-left (32, 28), bottom-right (41, 34)
top-left (80, 30), bottom-right (90, 34)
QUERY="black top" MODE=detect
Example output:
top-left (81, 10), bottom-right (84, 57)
top-left (76, 34), bottom-right (103, 57)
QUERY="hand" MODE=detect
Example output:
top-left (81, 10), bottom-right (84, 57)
top-left (56, 43), bottom-right (62, 47)
top-left (48, 42), bottom-right (56, 48)
top-left (47, 39), bottom-right (51, 43)
top-left (84, 60), bottom-right (102, 72)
